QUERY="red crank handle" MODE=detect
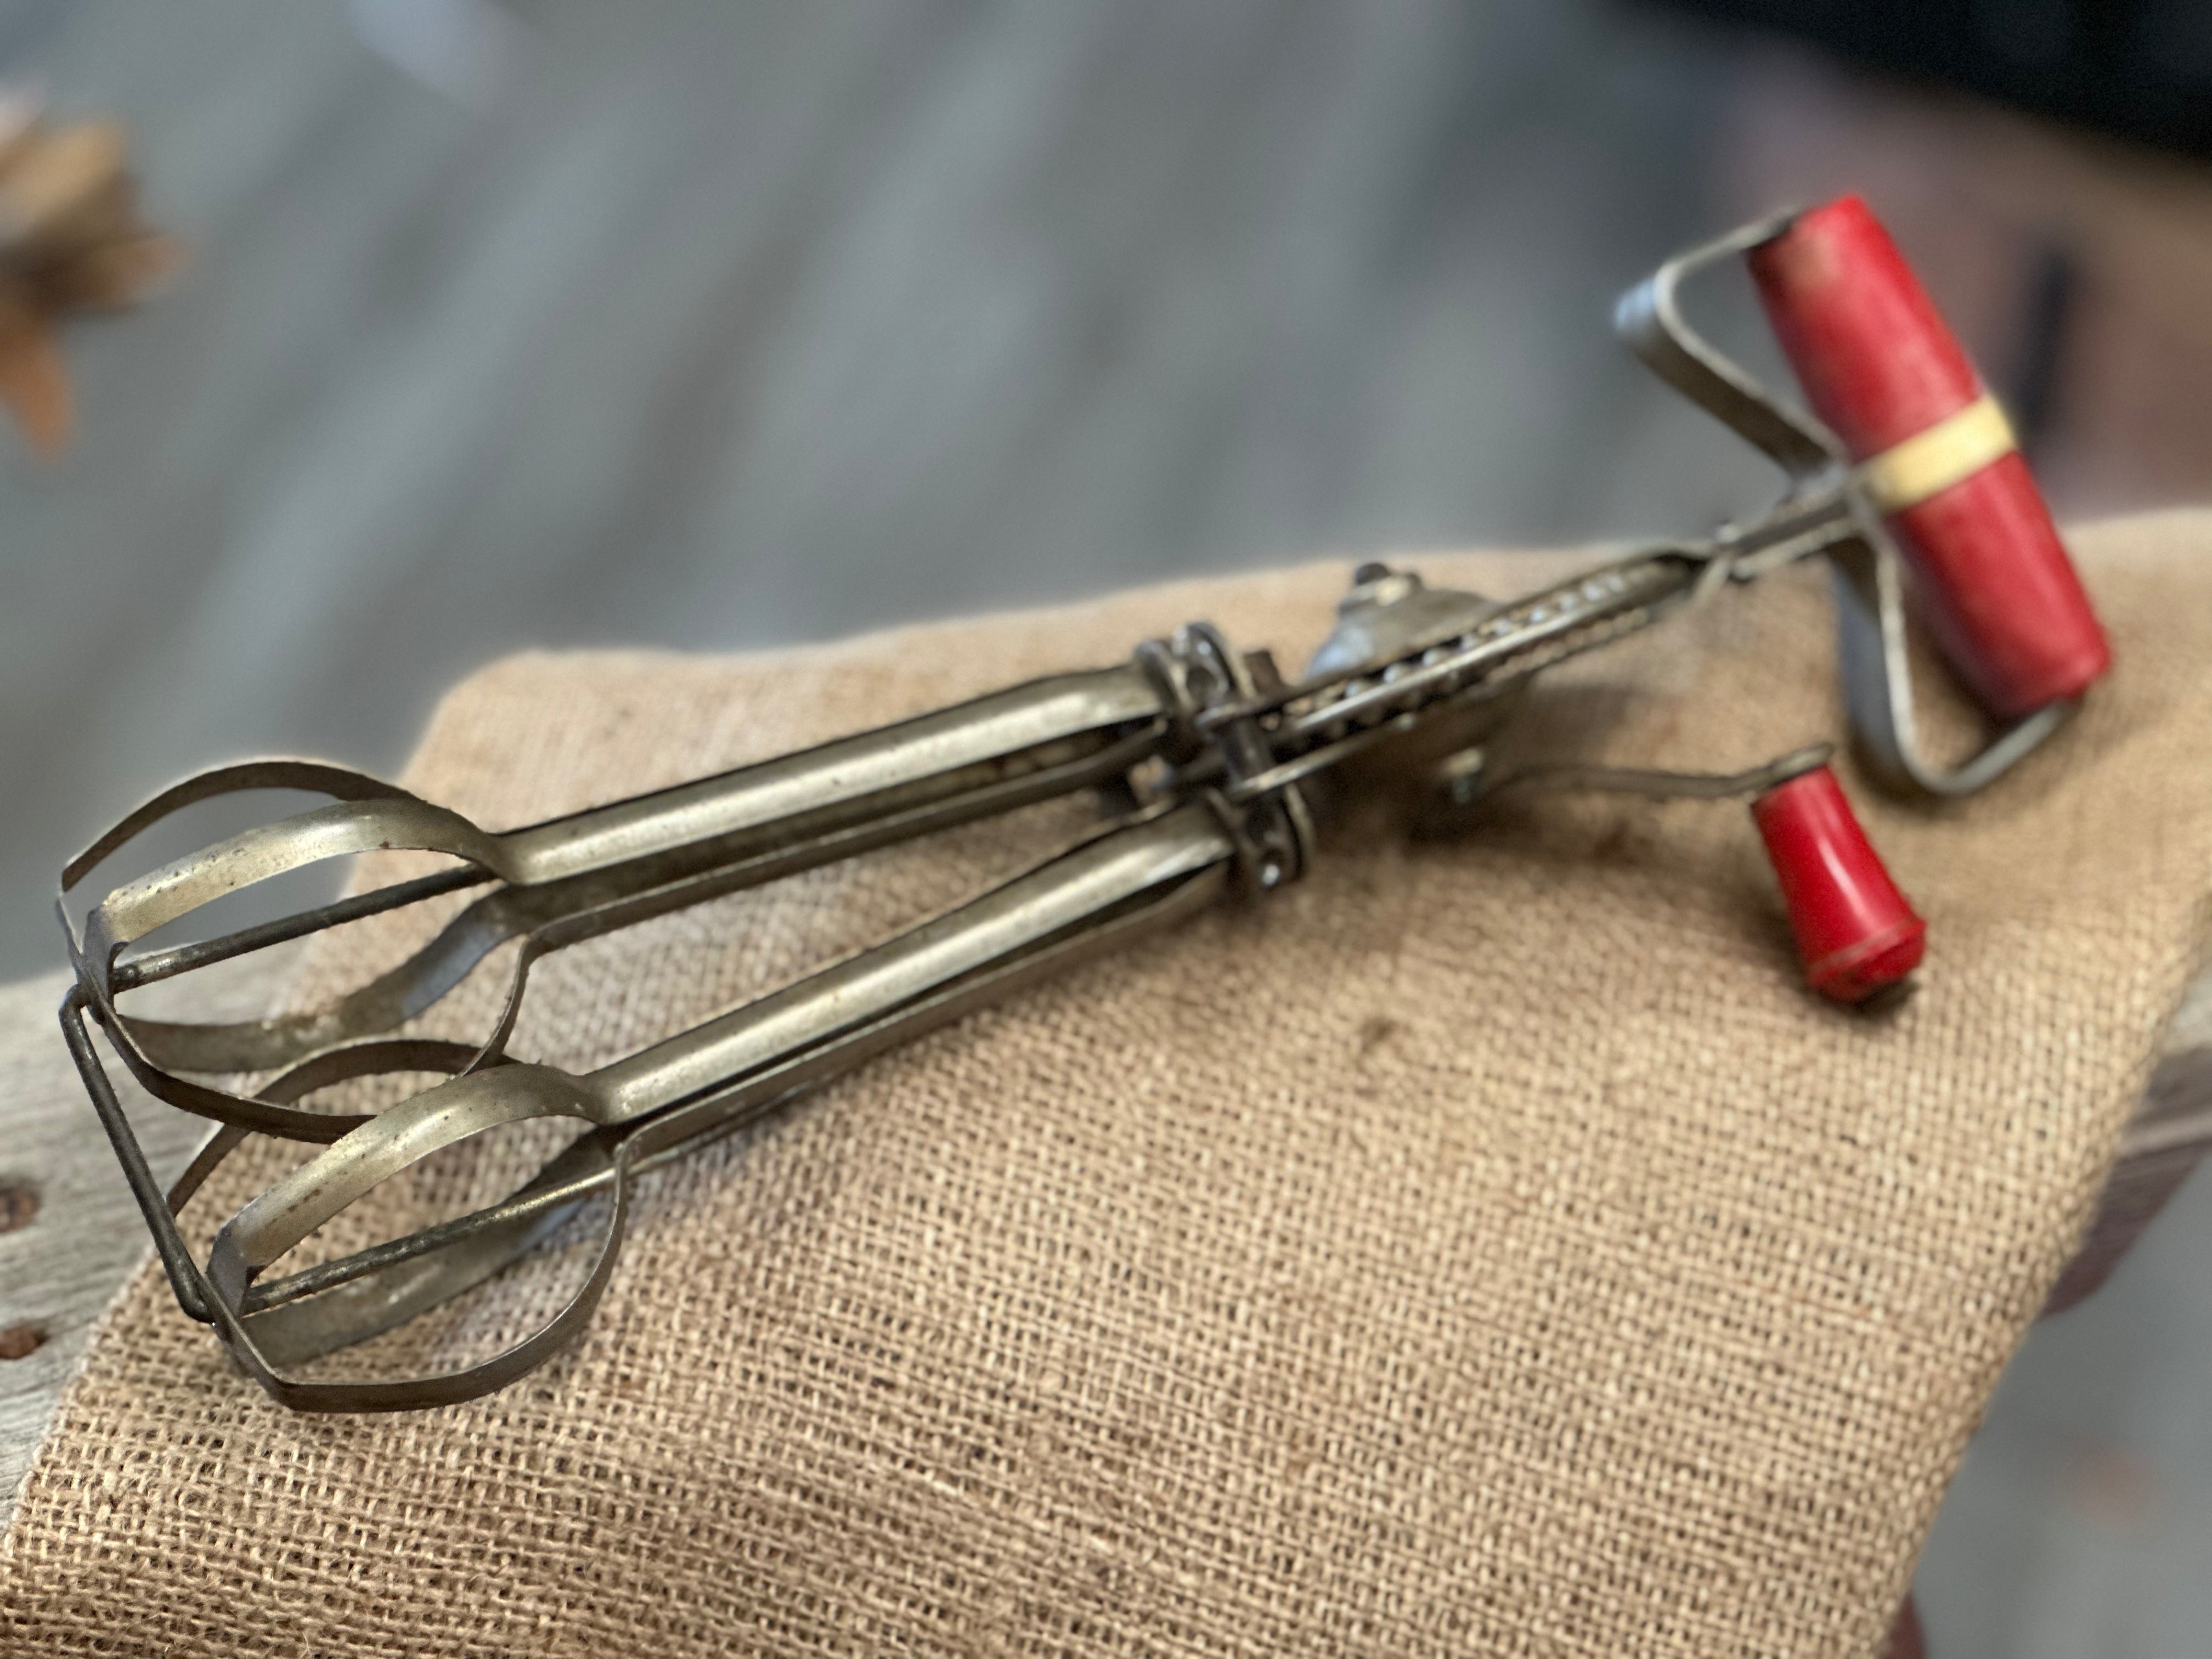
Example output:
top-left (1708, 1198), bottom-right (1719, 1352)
top-left (1746, 195), bottom-right (2111, 720)
top-left (1751, 762), bottom-right (1925, 1005)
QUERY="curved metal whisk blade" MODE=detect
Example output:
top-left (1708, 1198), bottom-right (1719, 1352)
top-left (59, 673), bottom-right (1173, 1143)
top-left (65, 783), bottom-right (1234, 1409)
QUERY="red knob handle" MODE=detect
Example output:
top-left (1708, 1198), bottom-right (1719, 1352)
top-left (1746, 195), bottom-right (2111, 719)
top-left (1751, 764), bottom-right (1925, 1003)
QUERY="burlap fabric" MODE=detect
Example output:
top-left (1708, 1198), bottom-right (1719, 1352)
top-left (6, 514), bottom-right (2211, 1657)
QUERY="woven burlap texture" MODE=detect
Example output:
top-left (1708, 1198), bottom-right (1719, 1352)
top-left (7, 513), bottom-right (2212, 1658)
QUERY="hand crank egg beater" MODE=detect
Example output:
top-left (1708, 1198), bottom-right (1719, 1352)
top-left (57, 195), bottom-right (2109, 1409)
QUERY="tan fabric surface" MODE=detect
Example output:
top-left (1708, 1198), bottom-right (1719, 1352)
top-left (7, 513), bottom-right (2211, 1657)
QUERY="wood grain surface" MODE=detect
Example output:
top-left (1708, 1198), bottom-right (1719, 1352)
top-left (0, 949), bottom-right (298, 1528)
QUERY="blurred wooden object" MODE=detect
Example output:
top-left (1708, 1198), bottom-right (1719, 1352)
top-left (0, 97), bottom-right (174, 454)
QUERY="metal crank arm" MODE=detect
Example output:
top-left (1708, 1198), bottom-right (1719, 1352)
top-left (1826, 534), bottom-right (2078, 798)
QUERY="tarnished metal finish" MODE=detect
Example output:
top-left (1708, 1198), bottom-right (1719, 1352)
top-left (46, 549), bottom-right (1819, 1409)
top-left (61, 668), bottom-right (1169, 1141)
top-left (55, 207), bottom-right (2108, 1410)
top-left (64, 806), bottom-right (1233, 1410)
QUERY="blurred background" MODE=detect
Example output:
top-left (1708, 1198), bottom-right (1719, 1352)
top-left (2, 1), bottom-right (2209, 1651)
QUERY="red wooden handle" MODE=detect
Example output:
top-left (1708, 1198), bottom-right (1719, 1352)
top-left (1746, 195), bottom-right (2111, 719)
top-left (1751, 764), bottom-right (1925, 1004)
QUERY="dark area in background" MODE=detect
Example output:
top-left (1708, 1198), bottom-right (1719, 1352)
top-left (1668, 0), bottom-right (2212, 160)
